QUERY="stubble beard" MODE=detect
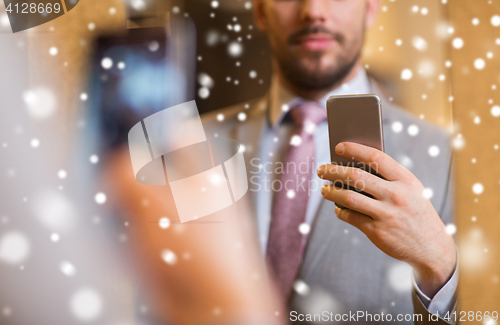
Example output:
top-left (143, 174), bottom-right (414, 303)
top-left (274, 32), bottom-right (364, 91)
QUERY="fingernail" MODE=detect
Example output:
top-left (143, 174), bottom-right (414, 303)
top-left (335, 143), bottom-right (346, 154)
top-left (321, 185), bottom-right (327, 195)
top-left (334, 206), bottom-right (340, 214)
top-left (317, 165), bottom-right (325, 178)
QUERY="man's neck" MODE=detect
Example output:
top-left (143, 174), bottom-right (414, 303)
top-left (274, 59), bottom-right (363, 102)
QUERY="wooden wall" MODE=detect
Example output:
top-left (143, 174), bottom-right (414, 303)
top-left (447, 0), bottom-right (500, 319)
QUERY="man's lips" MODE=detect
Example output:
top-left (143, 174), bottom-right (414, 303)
top-left (293, 35), bottom-right (336, 51)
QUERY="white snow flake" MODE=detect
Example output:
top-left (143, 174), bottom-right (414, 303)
top-left (290, 135), bottom-right (302, 146)
top-left (472, 183), bottom-right (484, 195)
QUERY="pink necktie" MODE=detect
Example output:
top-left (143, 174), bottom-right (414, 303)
top-left (266, 102), bottom-right (327, 301)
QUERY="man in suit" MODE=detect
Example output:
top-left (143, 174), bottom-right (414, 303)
top-left (202, 0), bottom-right (458, 323)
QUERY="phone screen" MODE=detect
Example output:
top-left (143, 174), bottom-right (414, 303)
top-left (87, 27), bottom-right (186, 151)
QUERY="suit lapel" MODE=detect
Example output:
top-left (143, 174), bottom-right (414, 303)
top-left (231, 95), bottom-right (270, 229)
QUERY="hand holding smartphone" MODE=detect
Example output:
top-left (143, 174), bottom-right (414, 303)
top-left (326, 94), bottom-right (385, 208)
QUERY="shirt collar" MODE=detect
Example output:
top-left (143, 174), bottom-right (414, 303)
top-left (269, 67), bottom-right (371, 128)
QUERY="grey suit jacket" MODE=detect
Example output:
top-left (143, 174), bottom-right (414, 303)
top-left (201, 80), bottom-right (455, 325)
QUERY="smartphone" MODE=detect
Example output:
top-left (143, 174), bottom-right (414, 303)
top-left (88, 25), bottom-right (195, 152)
top-left (326, 94), bottom-right (384, 208)
top-left (88, 27), bottom-right (170, 151)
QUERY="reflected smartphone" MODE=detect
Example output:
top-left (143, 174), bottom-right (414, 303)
top-left (88, 23), bottom-right (196, 153)
top-left (89, 27), bottom-right (170, 151)
top-left (326, 94), bottom-right (384, 208)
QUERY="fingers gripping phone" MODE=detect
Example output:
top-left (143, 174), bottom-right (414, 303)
top-left (326, 94), bottom-right (385, 209)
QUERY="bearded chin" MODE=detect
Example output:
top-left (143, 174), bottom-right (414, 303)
top-left (277, 50), bottom-right (361, 91)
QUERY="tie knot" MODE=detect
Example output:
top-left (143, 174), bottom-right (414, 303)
top-left (288, 102), bottom-right (327, 129)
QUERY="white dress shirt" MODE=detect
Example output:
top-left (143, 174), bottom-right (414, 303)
top-left (253, 67), bottom-right (458, 316)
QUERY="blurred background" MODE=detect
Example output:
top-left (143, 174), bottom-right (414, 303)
top-left (0, 0), bottom-right (499, 323)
